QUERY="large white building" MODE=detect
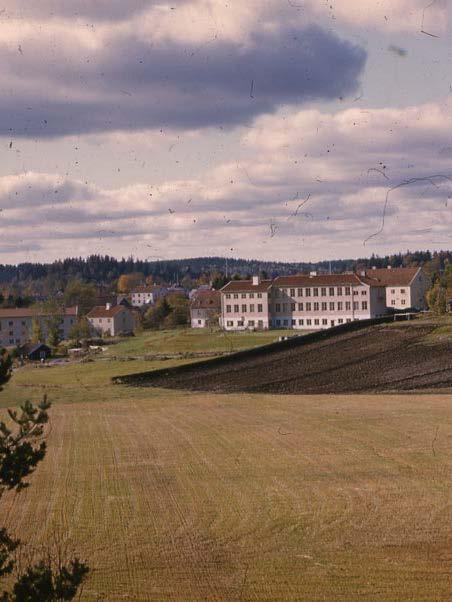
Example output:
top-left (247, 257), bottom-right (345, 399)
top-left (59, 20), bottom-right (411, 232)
top-left (130, 285), bottom-right (167, 307)
top-left (0, 307), bottom-right (78, 347)
top-left (220, 267), bottom-right (430, 331)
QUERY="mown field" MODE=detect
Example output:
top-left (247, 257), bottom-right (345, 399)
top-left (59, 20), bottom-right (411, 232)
top-left (1, 326), bottom-right (451, 600)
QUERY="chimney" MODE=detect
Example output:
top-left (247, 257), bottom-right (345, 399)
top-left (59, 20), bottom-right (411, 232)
top-left (106, 302), bottom-right (112, 310)
top-left (252, 275), bottom-right (260, 286)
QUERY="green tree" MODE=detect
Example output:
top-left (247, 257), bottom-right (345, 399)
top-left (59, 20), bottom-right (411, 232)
top-left (427, 282), bottom-right (447, 314)
top-left (63, 280), bottom-right (97, 316)
top-left (30, 318), bottom-right (44, 344)
top-left (143, 297), bottom-right (171, 329)
top-left (68, 318), bottom-right (92, 341)
top-left (0, 350), bottom-right (89, 600)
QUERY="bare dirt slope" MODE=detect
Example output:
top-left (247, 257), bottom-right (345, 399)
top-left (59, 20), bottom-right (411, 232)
top-left (128, 322), bottom-right (452, 393)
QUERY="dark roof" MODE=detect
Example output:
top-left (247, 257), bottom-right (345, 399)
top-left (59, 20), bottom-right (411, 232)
top-left (20, 343), bottom-right (51, 355)
top-left (190, 290), bottom-right (221, 309)
top-left (221, 280), bottom-right (273, 293)
top-left (86, 305), bottom-right (128, 318)
top-left (0, 307), bottom-right (78, 319)
top-left (364, 267), bottom-right (420, 286)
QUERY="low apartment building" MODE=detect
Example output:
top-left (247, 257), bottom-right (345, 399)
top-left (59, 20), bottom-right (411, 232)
top-left (270, 273), bottom-right (387, 330)
top-left (190, 290), bottom-right (221, 328)
top-left (130, 285), bottom-right (167, 307)
top-left (0, 307), bottom-right (78, 347)
top-left (219, 268), bottom-right (428, 331)
top-left (364, 266), bottom-right (429, 310)
top-left (86, 303), bottom-right (135, 336)
top-left (221, 277), bottom-right (273, 330)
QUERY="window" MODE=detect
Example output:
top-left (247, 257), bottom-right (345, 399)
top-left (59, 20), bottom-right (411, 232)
top-left (314, 302), bottom-right (319, 311)
top-left (306, 302), bottom-right (312, 311)
top-left (391, 289), bottom-right (395, 294)
top-left (258, 304), bottom-right (263, 312)
top-left (329, 287), bottom-right (334, 296)
top-left (401, 299), bottom-right (406, 305)
top-left (233, 293), bottom-right (238, 299)
top-left (338, 318), bottom-right (343, 324)
top-left (21, 321), bottom-right (26, 326)
top-left (337, 287), bottom-right (342, 296)
top-left (275, 289), bottom-right (281, 298)
top-left (237, 321), bottom-right (244, 327)
top-left (9, 331), bottom-right (13, 336)
top-left (290, 288), bottom-right (295, 297)
top-left (198, 319), bottom-right (202, 325)
top-left (345, 287), bottom-right (351, 295)
top-left (241, 304), bottom-right (247, 313)
top-left (283, 319), bottom-right (288, 326)
top-left (234, 304), bottom-right (239, 312)
top-left (241, 293), bottom-right (246, 299)
top-left (250, 304), bottom-right (255, 312)
top-left (226, 305), bottom-right (231, 313)
top-left (306, 319), bottom-right (312, 326)
top-left (401, 289), bottom-right (406, 294)
top-left (298, 303), bottom-right (303, 311)
top-left (291, 319), bottom-right (295, 325)
top-left (297, 288), bottom-right (303, 297)
top-left (298, 319), bottom-right (304, 325)
top-left (257, 293), bottom-right (262, 298)
top-left (337, 302), bottom-right (343, 310)
top-left (361, 290), bottom-right (367, 295)
top-left (291, 303), bottom-right (296, 311)
top-left (8, 321), bottom-right (13, 326)
top-left (314, 319), bottom-right (319, 325)
top-left (276, 303), bottom-right (281, 312)
top-left (322, 302), bottom-right (327, 311)
top-left (313, 288), bottom-right (319, 296)
top-left (329, 302), bottom-right (335, 311)
top-left (353, 290), bottom-right (358, 296)
top-left (276, 319), bottom-right (281, 326)
top-left (346, 318), bottom-right (351, 323)
top-left (322, 318), bottom-right (328, 325)
top-left (282, 303), bottom-right (287, 312)
top-left (346, 301), bottom-right (351, 310)
top-left (305, 288), bottom-right (311, 297)
top-left (248, 320), bottom-right (255, 327)
top-left (362, 301), bottom-right (368, 310)
top-left (107, 318), bottom-right (111, 323)
top-left (391, 300), bottom-right (396, 306)
top-left (321, 287), bottom-right (326, 296)
top-left (353, 302), bottom-right (359, 310)
top-left (249, 293), bottom-right (254, 299)
top-left (258, 320), bottom-right (263, 327)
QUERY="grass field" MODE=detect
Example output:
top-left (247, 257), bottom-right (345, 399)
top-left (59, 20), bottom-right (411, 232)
top-left (1, 327), bottom-right (451, 600)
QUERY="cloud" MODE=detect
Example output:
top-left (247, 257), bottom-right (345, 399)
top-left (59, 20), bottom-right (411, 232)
top-left (1, 100), bottom-right (452, 261)
top-left (0, 15), bottom-right (365, 137)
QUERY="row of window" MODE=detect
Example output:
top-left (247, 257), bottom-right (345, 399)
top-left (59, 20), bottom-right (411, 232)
top-left (226, 301), bottom-right (368, 313)
top-left (225, 304), bottom-right (264, 313)
top-left (225, 320), bottom-right (265, 327)
top-left (272, 318), bottom-right (354, 327)
top-left (273, 286), bottom-right (360, 298)
top-left (225, 292), bottom-right (263, 300)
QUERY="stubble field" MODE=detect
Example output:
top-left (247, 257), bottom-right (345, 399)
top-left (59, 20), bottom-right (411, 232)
top-left (1, 327), bottom-right (451, 600)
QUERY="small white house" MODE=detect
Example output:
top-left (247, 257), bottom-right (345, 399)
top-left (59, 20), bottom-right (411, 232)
top-left (130, 286), bottom-right (167, 307)
top-left (86, 303), bottom-right (135, 336)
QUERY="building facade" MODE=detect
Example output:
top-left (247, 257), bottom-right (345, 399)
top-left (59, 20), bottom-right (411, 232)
top-left (220, 277), bottom-right (272, 330)
top-left (220, 267), bottom-right (428, 331)
top-left (190, 290), bottom-right (221, 328)
top-left (86, 304), bottom-right (135, 336)
top-left (0, 307), bottom-right (78, 347)
top-left (130, 286), bottom-right (167, 307)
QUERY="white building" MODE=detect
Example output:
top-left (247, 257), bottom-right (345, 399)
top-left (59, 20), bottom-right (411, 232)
top-left (130, 285), bottom-right (167, 307)
top-left (0, 307), bottom-right (78, 347)
top-left (190, 290), bottom-right (221, 328)
top-left (220, 267), bottom-right (428, 331)
top-left (364, 267), bottom-right (429, 310)
top-left (86, 303), bottom-right (135, 336)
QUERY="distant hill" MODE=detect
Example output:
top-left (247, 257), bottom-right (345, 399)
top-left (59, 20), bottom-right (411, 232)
top-left (0, 249), bottom-right (448, 289)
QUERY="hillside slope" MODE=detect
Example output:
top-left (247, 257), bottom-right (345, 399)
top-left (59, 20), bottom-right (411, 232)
top-left (119, 322), bottom-right (452, 394)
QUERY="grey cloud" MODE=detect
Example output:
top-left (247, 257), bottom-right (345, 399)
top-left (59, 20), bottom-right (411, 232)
top-left (2, 25), bottom-right (366, 137)
top-left (0, 1), bottom-right (165, 21)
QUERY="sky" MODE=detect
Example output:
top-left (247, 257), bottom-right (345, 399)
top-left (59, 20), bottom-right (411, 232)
top-left (1, 0), bottom-right (452, 264)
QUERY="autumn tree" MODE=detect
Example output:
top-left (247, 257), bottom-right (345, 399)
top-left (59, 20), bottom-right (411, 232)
top-left (30, 319), bottom-right (44, 344)
top-left (63, 280), bottom-right (97, 316)
top-left (68, 318), bottom-right (92, 341)
top-left (0, 349), bottom-right (89, 599)
top-left (427, 282), bottom-right (447, 314)
top-left (117, 273), bottom-right (144, 294)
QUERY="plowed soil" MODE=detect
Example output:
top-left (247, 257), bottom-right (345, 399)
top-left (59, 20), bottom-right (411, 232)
top-left (133, 323), bottom-right (452, 393)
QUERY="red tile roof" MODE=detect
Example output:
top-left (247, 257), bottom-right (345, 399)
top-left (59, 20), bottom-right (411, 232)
top-left (0, 307), bottom-right (78, 319)
top-left (221, 280), bottom-right (273, 293)
top-left (86, 305), bottom-right (128, 318)
top-left (364, 267), bottom-right (420, 286)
